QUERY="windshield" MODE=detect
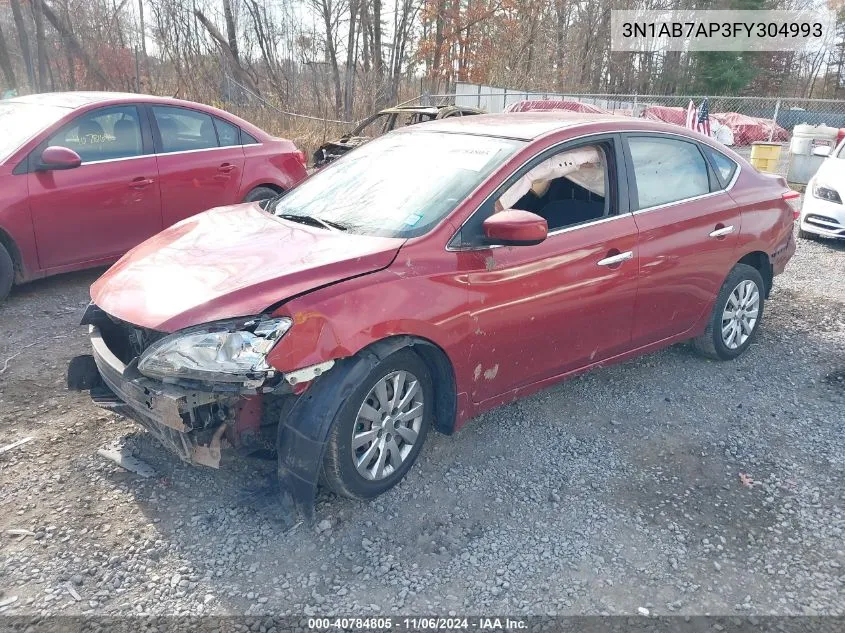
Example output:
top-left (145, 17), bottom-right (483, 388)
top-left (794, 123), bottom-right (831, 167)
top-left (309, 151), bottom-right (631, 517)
top-left (0, 102), bottom-right (69, 163)
top-left (272, 132), bottom-right (523, 238)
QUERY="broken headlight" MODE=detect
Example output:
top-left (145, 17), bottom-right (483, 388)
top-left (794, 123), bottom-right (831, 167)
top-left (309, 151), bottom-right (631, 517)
top-left (137, 317), bottom-right (292, 384)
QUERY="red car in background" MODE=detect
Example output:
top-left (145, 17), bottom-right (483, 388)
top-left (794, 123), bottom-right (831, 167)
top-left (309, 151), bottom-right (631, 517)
top-left (0, 92), bottom-right (307, 301)
top-left (69, 112), bottom-right (798, 515)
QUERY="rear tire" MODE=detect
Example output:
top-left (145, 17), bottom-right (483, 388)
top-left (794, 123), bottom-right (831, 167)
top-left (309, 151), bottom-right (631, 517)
top-left (692, 263), bottom-right (765, 361)
top-left (321, 349), bottom-right (433, 500)
top-left (0, 243), bottom-right (13, 302)
top-left (243, 186), bottom-right (280, 203)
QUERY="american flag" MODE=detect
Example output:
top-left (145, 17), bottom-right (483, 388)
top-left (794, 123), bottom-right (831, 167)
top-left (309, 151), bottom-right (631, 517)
top-left (686, 98), bottom-right (711, 136)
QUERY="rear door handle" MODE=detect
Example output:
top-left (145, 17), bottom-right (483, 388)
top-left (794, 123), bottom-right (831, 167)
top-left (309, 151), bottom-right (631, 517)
top-left (709, 225), bottom-right (735, 238)
top-left (218, 163), bottom-right (236, 173)
top-left (130, 177), bottom-right (154, 189)
top-left (597, 251), bottom-right (634, 267)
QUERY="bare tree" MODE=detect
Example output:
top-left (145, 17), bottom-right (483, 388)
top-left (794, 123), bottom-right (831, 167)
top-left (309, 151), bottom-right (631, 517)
top-left (194, 6), bottom-right (259, 94)
top-left (40, 0), bottom-right (113, 89)
top-left (309, 0), bottom-right (344, 115)
top-left (31, 0), bottom-right (49, 90)
top-left (0, 22), bottom-right (17, 90)
top-left (343, 0), bottom-right (359, 119)
top-left (9, 0), bottom-right (35, 88)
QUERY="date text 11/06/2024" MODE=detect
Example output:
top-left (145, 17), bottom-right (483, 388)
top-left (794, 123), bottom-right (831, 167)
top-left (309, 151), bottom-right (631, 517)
top-left (307, 617), bottom-right (529, 630)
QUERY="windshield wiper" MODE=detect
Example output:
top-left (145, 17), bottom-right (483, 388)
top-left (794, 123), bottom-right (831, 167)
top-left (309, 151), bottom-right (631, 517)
top-left (277, 213), bottom-right (347, 232)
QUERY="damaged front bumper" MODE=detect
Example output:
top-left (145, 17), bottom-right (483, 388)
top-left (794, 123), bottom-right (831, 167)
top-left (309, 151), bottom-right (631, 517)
top-left (85, 324), bottom-right (254, 468)
top-left (69, 305), bottom-right (343, 520)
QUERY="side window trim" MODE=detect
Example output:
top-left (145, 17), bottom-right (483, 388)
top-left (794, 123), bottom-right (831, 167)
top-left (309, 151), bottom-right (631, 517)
top-left (448, 133), bottom-right (629, 250)
top-left (621, 132), bottom-right (719, 213)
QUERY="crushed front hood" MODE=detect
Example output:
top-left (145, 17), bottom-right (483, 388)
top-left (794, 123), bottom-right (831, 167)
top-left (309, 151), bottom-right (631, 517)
top-left (91, 203), bottom-right (404, 332)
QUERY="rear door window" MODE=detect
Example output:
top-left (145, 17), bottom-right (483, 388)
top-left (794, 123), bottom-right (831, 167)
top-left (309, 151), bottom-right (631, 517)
top-left (152, 106), bottom-right (218, 153)
top-left (627, 136), bottom-right (710, 210)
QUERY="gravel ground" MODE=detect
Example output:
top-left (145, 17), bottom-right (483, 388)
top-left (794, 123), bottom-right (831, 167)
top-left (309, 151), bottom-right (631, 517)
top-left (0, 230), bottom-right (843, 618)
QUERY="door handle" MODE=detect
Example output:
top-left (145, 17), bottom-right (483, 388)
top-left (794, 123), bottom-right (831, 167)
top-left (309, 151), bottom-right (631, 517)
top-left (218, 163), bottom-right (236, 173)
top-left (709, 225), bottom-right (735, 238)
top-left (130, 177), bottom-right (154, 189)
top-left (597, 251), bottom-right (633, 267)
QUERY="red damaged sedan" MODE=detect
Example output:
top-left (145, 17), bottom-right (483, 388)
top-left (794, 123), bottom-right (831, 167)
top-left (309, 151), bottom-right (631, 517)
top-left (0, 92), bottom-right (307, 301)
top-left (69, 112), bottom-right (797, 512)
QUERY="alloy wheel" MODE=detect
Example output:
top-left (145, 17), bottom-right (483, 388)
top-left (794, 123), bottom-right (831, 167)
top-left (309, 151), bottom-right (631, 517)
top-left (721, 279), bottom-right (760, 349)
top-left (352, 370), bottom-right (424, 481)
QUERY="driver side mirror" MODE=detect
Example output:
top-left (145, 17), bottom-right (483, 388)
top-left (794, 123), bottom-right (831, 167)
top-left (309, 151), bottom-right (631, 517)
top-left (482, 210), bottom-right (548, 246)
top-left (38, 146), bottom-right (82, 171)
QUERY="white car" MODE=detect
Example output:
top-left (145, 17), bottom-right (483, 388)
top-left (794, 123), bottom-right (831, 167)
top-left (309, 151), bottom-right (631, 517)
top-left (799, 140), bottom-right (845, 240)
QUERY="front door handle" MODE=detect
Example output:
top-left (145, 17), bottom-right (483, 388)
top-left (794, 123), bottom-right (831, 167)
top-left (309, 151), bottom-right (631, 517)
top-left (597, 251), bottom-right (634, 267)
top-left (709, 225), bottom-right (735, 238)
top-left (218, 163), bottom-right (236, 173)
top-left (130, 177), bottom-right (154, 189)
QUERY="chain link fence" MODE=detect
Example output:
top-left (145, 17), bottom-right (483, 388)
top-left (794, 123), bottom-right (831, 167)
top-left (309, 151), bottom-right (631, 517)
top-left (411, 82), bottom-right (845, 179)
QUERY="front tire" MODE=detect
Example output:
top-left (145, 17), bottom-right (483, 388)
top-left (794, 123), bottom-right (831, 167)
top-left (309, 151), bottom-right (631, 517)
top-left (243, 186), bottom-right (280, 203)
top-left (321, 349), bottom-right (433, 499)
top-left (0, 243), bottom-right (14, 302)
top-left (693, 263), bottom-right (765, 361)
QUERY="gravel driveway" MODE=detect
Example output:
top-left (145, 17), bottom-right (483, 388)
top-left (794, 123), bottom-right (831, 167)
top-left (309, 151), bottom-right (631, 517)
top-left (0, 232), bottom-right (843, 617)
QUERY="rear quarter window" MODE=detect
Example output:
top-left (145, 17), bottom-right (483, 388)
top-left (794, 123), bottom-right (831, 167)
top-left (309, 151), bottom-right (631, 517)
top-left (702, 146), bottom-right (738, 188)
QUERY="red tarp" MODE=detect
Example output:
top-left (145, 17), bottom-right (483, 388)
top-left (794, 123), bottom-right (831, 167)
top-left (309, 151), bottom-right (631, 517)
top-left (640, 106), bottom-right (788, 145)
top-left (710, 112), bottom-right (788, 145)
top-left (504, 100), bottom-right (791, 146)
top-left (505, 99), bottom-right (612, 114)
top-left (641, 105), bottom-right (687, 126)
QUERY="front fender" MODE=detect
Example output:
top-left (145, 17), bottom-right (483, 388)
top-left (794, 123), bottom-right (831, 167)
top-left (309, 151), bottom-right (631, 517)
top-left (265, 266), bottom-right (468, 376)
top-left (276, 338), bottom-right (419, 518)
top-left (276, 353), bottom-right (379, 520)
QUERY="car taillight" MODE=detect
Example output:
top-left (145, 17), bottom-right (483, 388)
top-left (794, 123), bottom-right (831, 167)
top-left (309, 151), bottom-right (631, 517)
top-left (782, 190), bottom-right (801, 221)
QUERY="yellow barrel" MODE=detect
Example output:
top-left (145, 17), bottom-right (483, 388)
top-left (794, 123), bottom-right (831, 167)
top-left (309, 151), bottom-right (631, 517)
top-left (750, 142), bottom-right (782, 173)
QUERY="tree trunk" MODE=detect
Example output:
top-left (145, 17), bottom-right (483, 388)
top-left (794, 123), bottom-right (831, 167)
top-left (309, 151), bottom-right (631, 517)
top-left (432, 0), bottom-right (446, 91)
top-left (343, 0), bottom-right (359, 120)
top-left (194, 8), bottom-right (259, 94)
top-left (41, 0), bottom-right (112, 89)
top-left (31, 0), bottom-right (49, 90)
top-left (0, 23), bottom-right (17, 91)
top-left (372, 0), bottom-right (385, 105)
top-left (317, 0), bottom-right (343, 116)
top-left (361, 8), bottom-right (371, 73)
top-left (10, 0), bottom-right (35, 89)
top-left (222, 0), bottom-right (240, 63)
top-left (137, 0), bottom-right (149, 90)
top-left (555, 0), bottom-right (569, 91)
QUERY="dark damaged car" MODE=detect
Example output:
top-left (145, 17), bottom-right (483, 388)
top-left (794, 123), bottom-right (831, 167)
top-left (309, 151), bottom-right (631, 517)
top-left (311, 104), bottom-right (483, 167)
top-left (70, 112), bottom-right (797, 515)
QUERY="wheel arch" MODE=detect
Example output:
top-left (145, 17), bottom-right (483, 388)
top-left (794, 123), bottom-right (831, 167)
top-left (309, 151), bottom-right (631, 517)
top-left (736, 250), bottom-right (773, 298)
top-left (275, 333), bottom-right (458, 519)
top-left (0, 227), bottom-right (23, 281)
top-left (252, 182), bottom-right (285, 194)
top-left (358, 335), bottom-right (458, 436)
